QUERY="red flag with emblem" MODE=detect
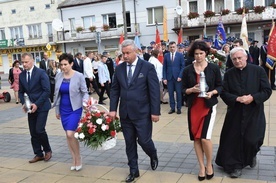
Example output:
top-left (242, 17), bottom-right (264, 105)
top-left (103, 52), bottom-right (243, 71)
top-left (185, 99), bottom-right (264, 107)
top-left (178, 27), bottom-right (183, 44)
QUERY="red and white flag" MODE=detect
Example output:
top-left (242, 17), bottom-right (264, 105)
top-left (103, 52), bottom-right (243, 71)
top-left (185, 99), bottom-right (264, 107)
top-left (178, 27), bottom-right (183, 44)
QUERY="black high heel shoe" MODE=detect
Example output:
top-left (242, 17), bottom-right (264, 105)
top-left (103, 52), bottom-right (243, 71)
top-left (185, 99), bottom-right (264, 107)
top-left (198, 175), bottom-right (205, 181)
top-left (206, 164), bottom-right (214, 180)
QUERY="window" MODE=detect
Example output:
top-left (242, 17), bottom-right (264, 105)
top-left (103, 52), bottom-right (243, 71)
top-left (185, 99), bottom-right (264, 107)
top-left (45, 4), bottom-right (50, 9)
top-left (214, 0), bottom-right (224, 13)
top-left (102, 13), bottom-right (117, 28)
top-left (235, 0), bottom-right (254, 10)
top-left (207, 0), bottom-right (212, 10)
top-left (11, 9), bottom-right (16, 14)
top-left (69, 18), bottom-right (76, 32)
top-left (47, 23), bottom-right (53, 42)
top-left (265, 0), bottom-right (274, 6)
top-left (28, 24), bottom-right (42, 39)
top-left (189, 1), bottom-right (198, 13)
top-left (30, 6), bottom-right (35, 11)
top-left (147, 7), bottom-right (163, 25)
top-left (0, 29), bottom-right (6, 39)
top-left (10, 26), bottom-right (23, 39)
top-left (83, 16), bottom-right (96, 31)
top-left (0, 11), bottom-right (2, 16)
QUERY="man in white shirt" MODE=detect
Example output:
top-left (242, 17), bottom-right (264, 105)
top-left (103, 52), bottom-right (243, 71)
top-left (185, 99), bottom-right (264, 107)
top-left (83, 51), bottom-right (100, 97)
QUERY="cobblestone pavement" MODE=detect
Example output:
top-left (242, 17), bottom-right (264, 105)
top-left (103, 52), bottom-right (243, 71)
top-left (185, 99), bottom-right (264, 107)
top-left (0, 73), bottom-right (275, 183)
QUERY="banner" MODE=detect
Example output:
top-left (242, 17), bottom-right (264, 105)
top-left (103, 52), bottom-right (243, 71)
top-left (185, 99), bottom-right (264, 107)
top-left (266, 21), bottom-right (276, 70)
top-left (163, 7), bottom-right (168, 42)
top-left (214, 18), bottom-right (226, 50)
top-left (240, 13), bottom-right (249, 51)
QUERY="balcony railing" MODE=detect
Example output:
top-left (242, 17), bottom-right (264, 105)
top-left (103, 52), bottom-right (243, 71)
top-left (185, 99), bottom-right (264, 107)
top-left (56, 23), bottom-right (139, 42)
top-left (175, 7), bottom-right (276, 28)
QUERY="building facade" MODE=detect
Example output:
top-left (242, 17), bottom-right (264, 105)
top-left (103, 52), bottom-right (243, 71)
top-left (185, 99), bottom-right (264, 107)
top-left (56, 0), bottom-right (178, 57)
top-left (0, 0), bottom-right (64, 74)
top-left (174, 0), bottom-right (276, 46)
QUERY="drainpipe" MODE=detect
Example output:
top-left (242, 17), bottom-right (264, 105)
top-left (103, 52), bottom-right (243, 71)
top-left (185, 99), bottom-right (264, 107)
top-left (122, 0), bottom-right (128, 39)
top-left (134, 0), bottom-right (137, 33)
top-left (59, 8), bottom-right (67, 53)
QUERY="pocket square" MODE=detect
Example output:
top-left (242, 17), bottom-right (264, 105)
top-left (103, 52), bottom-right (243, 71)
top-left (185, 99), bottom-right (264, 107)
top-left (138, 73), bottom-right (144, 78)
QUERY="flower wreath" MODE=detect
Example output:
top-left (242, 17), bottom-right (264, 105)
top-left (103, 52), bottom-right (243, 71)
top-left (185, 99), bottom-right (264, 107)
top-left (74, 98), bottom-right (121, 150)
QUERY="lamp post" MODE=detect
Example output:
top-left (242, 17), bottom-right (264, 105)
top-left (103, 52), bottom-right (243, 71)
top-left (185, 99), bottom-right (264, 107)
top-left (96, 28), bottom-right (101, 54)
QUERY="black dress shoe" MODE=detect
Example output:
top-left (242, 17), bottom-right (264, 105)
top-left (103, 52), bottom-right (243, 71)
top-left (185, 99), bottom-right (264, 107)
top-left (160, 101), bottom-right (168, 104)
top-left (230, 169), bottom-right (242, 178)
top-left (98, 101), bottom-right (106, 105)
top-left (250, 156), bottom-right (257, 168)
top-left (150, 156), bottom-right (158, 170)
top-left (271, 86), bottom-right (276, 90)
top-left (177, 109), bottom-right (181, 114)
top-left (168, 109), bottom-right (175, 114)
top-left (103, 97), bottom-right (108, 101)
top-left (125, 171), bottom-right (140, 182)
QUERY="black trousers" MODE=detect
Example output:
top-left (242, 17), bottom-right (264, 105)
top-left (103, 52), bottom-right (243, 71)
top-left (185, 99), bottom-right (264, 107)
top-left (85, 78), bottom-right (101, 97)
top-left (28, 110), bottom-right (51, 157)
top-left (99, 81), bottom-right (110, 102)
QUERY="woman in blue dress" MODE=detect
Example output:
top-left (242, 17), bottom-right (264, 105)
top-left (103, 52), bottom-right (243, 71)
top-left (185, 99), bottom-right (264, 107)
top-left (53, 53), bottom-right (89, 171)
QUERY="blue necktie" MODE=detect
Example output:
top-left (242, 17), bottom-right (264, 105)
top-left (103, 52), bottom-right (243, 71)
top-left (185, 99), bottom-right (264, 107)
top-left (127, 65), bottom-right (133, 85)
top-left (27, 71), bottom-right (31, 87)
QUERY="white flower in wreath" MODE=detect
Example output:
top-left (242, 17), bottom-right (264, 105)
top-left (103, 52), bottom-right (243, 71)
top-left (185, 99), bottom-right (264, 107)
top-left (78, 123), bottom-right (83, 128)
top-left (101, 124), bottom-right (107, 131)
top-left (74, 132), bottom-right (79, 139)
top-left (96, 118), bottom-right (103, 125)
top-left (79, 133), bottom-right (85, 139)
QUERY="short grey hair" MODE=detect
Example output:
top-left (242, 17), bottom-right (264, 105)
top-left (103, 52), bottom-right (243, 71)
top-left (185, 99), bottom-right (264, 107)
top-left (230, 47), bottom-right (247, 60)
top-left (121, 39), bottom-right (138, 50)
top-left (22, 53), bottom-right (34, 60)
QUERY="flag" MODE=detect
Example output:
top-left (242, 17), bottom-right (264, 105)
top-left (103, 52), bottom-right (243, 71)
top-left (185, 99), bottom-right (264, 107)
top-left (134, 33), bottom-right (141, 50)
top-left (118, 32), bottom-right (124, 51)
top-left (163, 7), bottom-right (168, 42)
top-left (240, 12), bottom-right (249, 51)
top-left (178, 27), bottom-right (183, 44)
top-left (155, 22), bottom-right (163, 63)
top-left (266, 21), bottom-right (276, 70)
top-left (214, 17), bottom-right (226, 50)
top-left (119, 32), bottom-right (124, 45)
top-left (155, 25), bottom-right (161, 46)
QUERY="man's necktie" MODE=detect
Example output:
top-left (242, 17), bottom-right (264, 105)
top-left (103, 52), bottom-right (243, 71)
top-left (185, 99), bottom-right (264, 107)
top-left (171, 53), bottom-right (174, 62)
top-left (127, 64), bottom-right (133, 85)
top-left (27, 71), bottom-right (31, 87)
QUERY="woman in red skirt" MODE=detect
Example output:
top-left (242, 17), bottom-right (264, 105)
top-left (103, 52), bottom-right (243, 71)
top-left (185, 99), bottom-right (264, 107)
top-left (182, 40), bottom-right (222, 181)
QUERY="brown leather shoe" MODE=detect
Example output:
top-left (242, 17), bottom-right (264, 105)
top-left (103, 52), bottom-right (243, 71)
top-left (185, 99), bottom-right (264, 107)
top-left (44, 151), bottom-right (52, 161)
top-left (29, 156), bottom-right (44, 163)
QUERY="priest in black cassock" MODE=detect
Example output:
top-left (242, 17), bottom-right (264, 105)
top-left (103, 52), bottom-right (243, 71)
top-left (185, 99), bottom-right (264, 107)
top-left (215, 47), bottom-right (272, 178)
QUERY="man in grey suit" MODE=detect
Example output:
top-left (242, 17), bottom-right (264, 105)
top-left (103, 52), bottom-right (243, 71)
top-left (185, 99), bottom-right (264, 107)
top-left (109, 39), bottom-right (160, 182)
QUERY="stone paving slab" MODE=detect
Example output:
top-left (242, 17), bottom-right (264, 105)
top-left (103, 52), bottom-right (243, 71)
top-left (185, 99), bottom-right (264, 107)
top-left (0, 74), bottom-right (276, 183)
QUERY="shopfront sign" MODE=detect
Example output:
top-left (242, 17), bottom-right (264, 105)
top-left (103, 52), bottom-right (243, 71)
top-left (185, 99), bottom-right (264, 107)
top-left (0, 45), bottom-right (56, 54)
top-left (0, 40), bottom-right (8, 48)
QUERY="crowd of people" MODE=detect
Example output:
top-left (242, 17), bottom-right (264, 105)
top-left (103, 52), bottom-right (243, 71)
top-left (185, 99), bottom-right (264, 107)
top-left (7, 35), bottom-right (274, 182)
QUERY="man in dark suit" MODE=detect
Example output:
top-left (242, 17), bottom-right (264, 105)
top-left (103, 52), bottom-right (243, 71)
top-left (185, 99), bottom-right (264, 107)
top-left (72, 52), bottom-right (84, 73)
top-left (141, 46), bottom-right (150, 61)
top-left (19, 53), bottom-right (52, 163)
top-left (163, 41), bottom-right (185, 114)
top-left (260, 37), bottom-right (276, 90)
top-left (109, 39), bottom-right (160, 182)
top-left (249, 40), bottom-right (260, 65)
top-left (39, 52), bottom-right (49, 71)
